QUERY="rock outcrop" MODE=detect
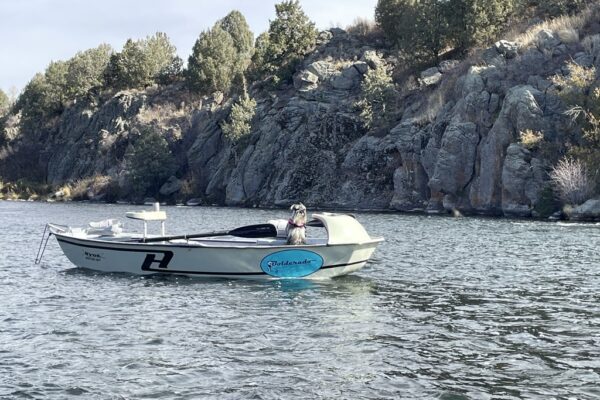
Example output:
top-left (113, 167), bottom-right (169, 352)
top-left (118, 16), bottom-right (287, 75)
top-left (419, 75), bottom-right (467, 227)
top-left (2, 22), bottom-right (597, 218)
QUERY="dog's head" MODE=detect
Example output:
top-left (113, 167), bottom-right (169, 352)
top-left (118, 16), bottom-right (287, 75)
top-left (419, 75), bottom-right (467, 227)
top-left (289, 203), bottom-right (307, 226)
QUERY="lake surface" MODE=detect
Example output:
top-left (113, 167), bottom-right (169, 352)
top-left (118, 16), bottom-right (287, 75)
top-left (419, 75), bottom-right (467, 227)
top-left (1, 201), bottom-right (600, 399)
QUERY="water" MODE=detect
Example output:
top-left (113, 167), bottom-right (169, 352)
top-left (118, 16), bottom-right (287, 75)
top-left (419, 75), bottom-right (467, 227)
top-left (2, 201), bottom-right (600, 399)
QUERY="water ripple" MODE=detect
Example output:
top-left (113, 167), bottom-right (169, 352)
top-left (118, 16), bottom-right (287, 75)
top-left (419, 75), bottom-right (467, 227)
top-left (1, 202), bottom-right (600, 398)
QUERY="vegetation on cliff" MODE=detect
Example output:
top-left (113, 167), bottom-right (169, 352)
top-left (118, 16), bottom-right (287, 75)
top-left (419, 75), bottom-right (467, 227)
top-left (1, 0), bottom-right (600, 219)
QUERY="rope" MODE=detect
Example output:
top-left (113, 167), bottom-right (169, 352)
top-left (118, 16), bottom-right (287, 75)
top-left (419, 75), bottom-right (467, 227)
top-left (34, 224), bottom-right (52, 265)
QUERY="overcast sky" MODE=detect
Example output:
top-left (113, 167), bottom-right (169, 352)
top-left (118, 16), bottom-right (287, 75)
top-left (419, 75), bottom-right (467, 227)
top-left (0, 0), bottom-right (377, 93)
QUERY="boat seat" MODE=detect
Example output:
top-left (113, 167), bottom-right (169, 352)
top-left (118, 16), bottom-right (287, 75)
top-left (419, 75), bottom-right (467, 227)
top-left (125, 211), bottom-right (166, 221)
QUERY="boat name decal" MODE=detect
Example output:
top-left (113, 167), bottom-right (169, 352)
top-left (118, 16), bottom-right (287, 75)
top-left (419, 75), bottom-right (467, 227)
top-left (260, 250), bottom-right (323, 278)
top-left (84, 251), bottom-right (102, 261)
top-left (141, 251), bottom-right (174, 270)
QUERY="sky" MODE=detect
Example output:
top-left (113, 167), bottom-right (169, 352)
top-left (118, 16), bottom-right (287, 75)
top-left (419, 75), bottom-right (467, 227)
top-left (0, 0), bottom-right (378, 94)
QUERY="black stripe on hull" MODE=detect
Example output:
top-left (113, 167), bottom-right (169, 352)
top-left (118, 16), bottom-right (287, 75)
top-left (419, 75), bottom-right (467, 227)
top-left (56, 237), bottom-right (368, 277)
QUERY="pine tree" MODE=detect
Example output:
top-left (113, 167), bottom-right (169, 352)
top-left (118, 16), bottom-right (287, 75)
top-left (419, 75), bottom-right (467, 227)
top-left (105, 33), bottom-right (179, 89)
top-left (0, 89), bottom-right (9, 117)
top-left (126, 128), bottom-right (176, 197)
top-left (187, 10), bottom-right (254, 94)
top-left (187, 26), bottom-right (238, 94)
top-left (65, 44), bottom-right (113, 98)
top-left (251, 0), bottom-right (318, 82)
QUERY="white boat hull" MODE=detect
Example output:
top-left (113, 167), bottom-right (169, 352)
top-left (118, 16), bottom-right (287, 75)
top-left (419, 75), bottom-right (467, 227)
top-left (53, 233), bottom-right (382, 279)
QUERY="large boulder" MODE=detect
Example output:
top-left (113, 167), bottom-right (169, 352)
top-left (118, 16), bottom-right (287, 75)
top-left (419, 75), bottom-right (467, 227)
top-left (293, 70), bottom-right (319, 91)
top-left (361, 50), bottom-right (384, 69)
top-left (306, 61), bottom-right (336, 81)
top-left (331, 65), bottom-right (362, 90)
top-left (537, 29), bottom-right (561, 51)
top-left (569, 199), bottom-right (600, 221)
top-left (420, 67), bottom-right (442, 86)
top-left (495, 40), bottom-right (519, 59)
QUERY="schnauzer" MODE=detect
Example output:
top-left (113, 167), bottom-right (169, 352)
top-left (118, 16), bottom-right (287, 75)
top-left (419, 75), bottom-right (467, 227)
top-left (286, 203), bottom-right (307, 245)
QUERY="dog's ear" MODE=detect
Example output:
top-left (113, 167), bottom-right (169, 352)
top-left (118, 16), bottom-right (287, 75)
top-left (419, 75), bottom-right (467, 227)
top-left (290, 204), bottom-right (296, 211)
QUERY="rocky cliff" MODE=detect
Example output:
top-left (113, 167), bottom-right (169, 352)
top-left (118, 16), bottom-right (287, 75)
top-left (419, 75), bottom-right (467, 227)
top-left (3, 21), bottom-right (600, 217)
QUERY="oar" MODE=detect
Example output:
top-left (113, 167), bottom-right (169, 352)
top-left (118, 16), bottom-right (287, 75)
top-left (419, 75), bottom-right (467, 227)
top-left (139, 223), bottom-right (278, 243)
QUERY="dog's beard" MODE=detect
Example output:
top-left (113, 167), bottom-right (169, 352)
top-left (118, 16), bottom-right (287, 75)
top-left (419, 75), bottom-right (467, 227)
top-left (291, 211), bottom-right (307, 226)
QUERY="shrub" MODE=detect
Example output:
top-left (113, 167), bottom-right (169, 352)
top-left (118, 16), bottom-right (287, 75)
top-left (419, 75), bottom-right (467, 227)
top-left (550, 157), bottom-right (593, 205)
top-left (355, 67), bottom-right (396, 129)
top-left (534, 185), bottom-right (561, 218)
top-left (187, 26), bottom-right (238, 94)
top-left (125, 128), bottom-right (176, 197)
top-left (187, 10), bottom-right (254, 94)
top-left (221, 95), bottom-right (257, 142)
top-left (376, 0), bottom-right (515, 63)
top-left (0, 89), bottom-right (9, 116)
top-left (65, 44), bottom-right (113, 98)
top-left (105, 33), bottom-right (180, 89)
top-left (250, 1), bottom-right (317, 83)
top-left (15, 64), bottom-right (68, 130)
top-left (346, 18), bottom-right (381, 40)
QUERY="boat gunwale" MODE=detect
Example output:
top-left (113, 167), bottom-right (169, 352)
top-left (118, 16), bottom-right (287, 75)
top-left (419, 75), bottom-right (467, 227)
top-left (51, 230), bottom-right (384, 251)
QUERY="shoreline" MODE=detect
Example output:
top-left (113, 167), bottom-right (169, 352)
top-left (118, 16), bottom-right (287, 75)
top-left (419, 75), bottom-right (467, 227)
top-left (2, 197), bottom-right (596, 224)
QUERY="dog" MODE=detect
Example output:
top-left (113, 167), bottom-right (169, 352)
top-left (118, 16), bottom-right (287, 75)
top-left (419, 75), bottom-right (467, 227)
top-left (286, 203), bottom-right (307, 245)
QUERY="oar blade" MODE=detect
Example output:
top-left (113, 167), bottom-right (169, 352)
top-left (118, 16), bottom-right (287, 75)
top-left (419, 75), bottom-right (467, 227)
top-left (229, 223), bottom-right (278, 238)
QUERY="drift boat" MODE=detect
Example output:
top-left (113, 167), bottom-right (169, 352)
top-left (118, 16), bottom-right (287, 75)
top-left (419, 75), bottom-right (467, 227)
top-left (39, 205), bottom-right (384, 279)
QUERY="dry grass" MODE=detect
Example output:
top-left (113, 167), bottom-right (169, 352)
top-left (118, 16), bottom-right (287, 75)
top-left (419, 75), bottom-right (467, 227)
top-left (519, 129), bottom-right (544, 150)
top-left (137, 103), bottom-right (188, 125)
top-left (510, 5), bottom-right (598, 49)
top-left (68, 175), bottom-right (117, 201)
top-left (582, 33), bottom-right (600, 55)
top-left (346, 17), bottom-right (379, 38)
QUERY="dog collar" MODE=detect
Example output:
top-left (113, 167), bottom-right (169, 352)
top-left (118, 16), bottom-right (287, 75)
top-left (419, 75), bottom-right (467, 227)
top-left (288, 219), bottom-right (305, 228)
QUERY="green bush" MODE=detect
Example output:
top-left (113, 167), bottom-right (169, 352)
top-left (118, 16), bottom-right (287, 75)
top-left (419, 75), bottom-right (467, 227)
top-left (355, 67), bottom-right (396, 129)
top-left (221, 95), bottom-right (257, 142)
top-left (65, 44), bottom-right (113, 98)
top-left (525, 0), bottom-right (592, 17)
top-left (105, 33), bottom-right (180, 89)
top-left (187, 26), bottom-right (238, 94)
top-left (16, 64), bottom-right (68, 130)
top-left (0, 89), bottom-right (9, 117)
top-left (187, 10), bottom-right (254, 94)
top-left (375, 0), bottom-right (516, 63)
top-left (250, 1), bottom-right (317, 83)
top-left (125, 128), bottom-right (176, 197)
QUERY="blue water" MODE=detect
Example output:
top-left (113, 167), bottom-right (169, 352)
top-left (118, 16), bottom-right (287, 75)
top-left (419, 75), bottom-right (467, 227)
top-left (1, 201), bottom-right (600, 399)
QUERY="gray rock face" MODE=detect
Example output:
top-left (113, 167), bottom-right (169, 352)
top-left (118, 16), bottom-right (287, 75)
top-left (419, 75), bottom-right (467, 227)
top-left (420, 67), bottom-right (442, 86)
top-left (569, 199), bottom-right (600, 221)
top-left (159, 176), bottom-right (182, 196)
top-left (306, 61), bottom-right (336, 81)
top-left (469, 85), bottom-right (546, 213)
top-left (439, 60), bottom-right (459, 73)
top-left (3, 27), bottom-right (582, 218)
top-left (495, 40), bottom-right (519, 59)
top-left (331, 65), bottom-right (362, 90)
top-left (429, 122), bottom-right (479, 197)
top-left (294, 70), bottom-right (319, 91)
top-left (361, 50), bottom-right (384, 69)
top-left (537, 29), bottom-right (561, 51)
top-left (501, 144), bottom-right (546, 217)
